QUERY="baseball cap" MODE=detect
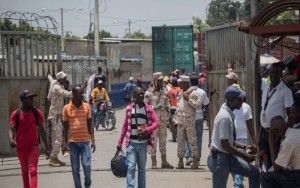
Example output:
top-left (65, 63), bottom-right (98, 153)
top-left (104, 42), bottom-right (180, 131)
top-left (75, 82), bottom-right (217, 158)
top-left (129, 77), bottom-right (134, 81)
top-left (225, 72), bottom-right (239, 81)
top-left (20, 90), bottom-right (37, 101)
top-left (224, 84), bottom-right (246, 99)
top-left (98, 80), bottom-right (103, 84)
top-left (56, 71), bottom-right (67, 80)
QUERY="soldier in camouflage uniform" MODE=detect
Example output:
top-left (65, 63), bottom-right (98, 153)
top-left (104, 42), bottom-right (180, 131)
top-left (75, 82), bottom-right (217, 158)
top-left (173, 75), bottom-right (201, 169)
top-left (48, 72), bottom-right (87, 167)
top-left (144, 72), bottom-right (173, 169)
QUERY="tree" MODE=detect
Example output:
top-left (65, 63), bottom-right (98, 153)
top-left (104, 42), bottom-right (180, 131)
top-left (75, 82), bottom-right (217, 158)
top-left (192, 17), bottom-right (210, 33)
top-left (65, 31), bottom-right (80, 39)
top-left (128, 30), bottom-right (151, 39)
top-left (206, 0), bottom-right (250, 27)
top-left (84, 29), bottom-right (112, 40)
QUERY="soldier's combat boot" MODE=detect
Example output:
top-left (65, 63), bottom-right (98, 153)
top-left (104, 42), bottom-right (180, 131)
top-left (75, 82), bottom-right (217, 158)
top-left (191, 157), bottom-right (199, 169)
top-left (49, 156), bottom-right (62, 167)
top-left (176, 157), bottom-right (184, 169)
top-left (161, 155), bottom-right (173, 169)
top-left (151, 155), bottom-right (157, 169)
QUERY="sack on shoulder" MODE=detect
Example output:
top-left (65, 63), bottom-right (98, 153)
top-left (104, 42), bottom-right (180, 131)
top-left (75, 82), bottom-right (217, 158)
top-left (111, 150), bottom-right (127, 178)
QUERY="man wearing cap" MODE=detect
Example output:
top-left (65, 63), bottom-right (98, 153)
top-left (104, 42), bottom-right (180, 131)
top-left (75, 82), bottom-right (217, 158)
top-left (207, 85), bottom-right (260, 188)
top-left (85, 66), bottom-right (106, 102)
top-left (144, 72), bottom-right (173, 169)
top-left (47, 71), bottom-right (73, 167)
top-left (173, 75), bottom-right (201, 169)
top-left (226, 71), bottom-right (256, 187)
top-left (124, 77), bottom-right (136, 103)
top-left (258, 62), bottom-right (293, 171)
top-left (8, 90), bottom-right (49, 188)
top-left (91, 80), bottom-right (110, 130)
top-left (48, 71), bottom-right (87, 167)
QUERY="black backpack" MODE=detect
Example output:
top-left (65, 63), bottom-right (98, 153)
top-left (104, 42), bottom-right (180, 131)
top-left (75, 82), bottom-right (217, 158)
top-left (111, 150), bottom-right (127, 178)
top-left (15, 107), bottom-right (40, 143)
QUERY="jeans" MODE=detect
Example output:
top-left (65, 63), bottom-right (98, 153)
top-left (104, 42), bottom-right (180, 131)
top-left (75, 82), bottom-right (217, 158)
top-left (69, 142), bottom-right (92, 188)
top-left (261, 169), bottom-right (300, 188)
top-left (185, 119), bottom-right (204, 160)
top-left (126, 141), bottom-right (147, 188)
top-left (92, 104), bottom-right (99, 128)
top-left (232, 138), bottom-right (247, 188)
top-left (207, 152), bottom-right (260, 188)
top-left (17, 146), bottom-right (39, 188)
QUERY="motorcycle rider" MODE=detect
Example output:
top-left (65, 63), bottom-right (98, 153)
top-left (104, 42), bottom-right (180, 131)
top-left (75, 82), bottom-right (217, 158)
top-left (90, 80), bottom-right (110, 130)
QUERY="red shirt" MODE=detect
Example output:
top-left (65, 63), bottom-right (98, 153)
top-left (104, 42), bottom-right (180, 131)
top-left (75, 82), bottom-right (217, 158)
top-left (9, 108), bottom-right (44, 151)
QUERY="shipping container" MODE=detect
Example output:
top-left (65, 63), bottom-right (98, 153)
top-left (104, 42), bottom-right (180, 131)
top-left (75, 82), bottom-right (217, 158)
top-left (152, 25), bottom-right (194, 75)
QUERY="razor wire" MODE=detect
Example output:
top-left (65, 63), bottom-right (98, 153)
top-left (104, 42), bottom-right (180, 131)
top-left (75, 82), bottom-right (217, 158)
top-left (0, 11), bottom-right (59, 34)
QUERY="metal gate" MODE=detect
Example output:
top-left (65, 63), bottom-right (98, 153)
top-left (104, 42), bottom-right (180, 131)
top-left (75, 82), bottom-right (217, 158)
top-left (61, 55), bottom-right (107, 86)
top-left (0, 31), bottom-right (61, 77)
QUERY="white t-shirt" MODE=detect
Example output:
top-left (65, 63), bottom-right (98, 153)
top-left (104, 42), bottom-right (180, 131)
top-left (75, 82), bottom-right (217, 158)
top-left (260, 81), bottom-right (293, 128)
top-left (233, 103), bottom-right (252, 139)
top-left (195, 88), bottom-right (210, 120)
top-left (211, 104), bottom-right (235, 153)
top-left (275, 128), bottom-right (300, 170)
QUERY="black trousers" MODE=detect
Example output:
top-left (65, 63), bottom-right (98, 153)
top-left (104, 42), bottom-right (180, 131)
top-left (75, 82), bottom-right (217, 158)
top-left (261, 128), bottom-right (272, 170)
top-left (261, 170), bottom-right (300, 188)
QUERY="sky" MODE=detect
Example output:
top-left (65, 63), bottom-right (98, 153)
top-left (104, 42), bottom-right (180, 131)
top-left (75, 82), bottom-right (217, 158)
top-left (1, 0), bottom-right (212, 38)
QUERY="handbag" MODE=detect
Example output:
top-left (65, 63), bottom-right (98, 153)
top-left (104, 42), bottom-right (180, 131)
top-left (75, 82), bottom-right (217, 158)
top-left (111, 149), bottom-right (128, 178)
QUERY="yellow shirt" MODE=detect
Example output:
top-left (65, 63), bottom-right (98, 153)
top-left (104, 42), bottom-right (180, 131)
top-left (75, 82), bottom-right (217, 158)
top-left (91, 87), bottom-right (110, 104)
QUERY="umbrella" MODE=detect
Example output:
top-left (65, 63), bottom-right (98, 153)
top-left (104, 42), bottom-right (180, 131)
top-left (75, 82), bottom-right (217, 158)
top-left (260, 54), bottom-right (279, 64)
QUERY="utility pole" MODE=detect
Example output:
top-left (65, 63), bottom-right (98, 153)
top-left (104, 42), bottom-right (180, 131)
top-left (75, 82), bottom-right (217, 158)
top-left (128, 19), bottom-right (131, 37)
top-left (60, 8), bottom-right (64, 52)
top-left (94, 0), bottom-right (100, 56)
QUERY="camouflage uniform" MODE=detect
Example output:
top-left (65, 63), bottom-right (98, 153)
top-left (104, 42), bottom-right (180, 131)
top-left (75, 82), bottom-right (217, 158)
top-left (174, 86), bottom-right (201, 159)
top-left (144, 89), bottom-right (170, 156)
top-left (48, 81), bottom-right (72, 159)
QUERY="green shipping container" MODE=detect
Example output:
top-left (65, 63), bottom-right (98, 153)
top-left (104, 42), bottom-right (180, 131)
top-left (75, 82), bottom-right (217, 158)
top-left (152, 25), bottom-right (194, 75)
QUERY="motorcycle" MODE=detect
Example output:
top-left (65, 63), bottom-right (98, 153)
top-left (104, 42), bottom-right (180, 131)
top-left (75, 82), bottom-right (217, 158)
top-left (169, 107), bottom-right (177, 142)
top-left (94, 99), bottom-right (116, 131)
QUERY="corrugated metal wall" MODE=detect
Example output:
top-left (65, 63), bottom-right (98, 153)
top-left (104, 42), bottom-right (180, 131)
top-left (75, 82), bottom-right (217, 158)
top-left (206, 24), bottom-right (253, 143)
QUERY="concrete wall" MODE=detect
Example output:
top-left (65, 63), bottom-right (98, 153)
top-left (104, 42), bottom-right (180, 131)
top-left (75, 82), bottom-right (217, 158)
top-left (65, 39), bottom-right (153, 86)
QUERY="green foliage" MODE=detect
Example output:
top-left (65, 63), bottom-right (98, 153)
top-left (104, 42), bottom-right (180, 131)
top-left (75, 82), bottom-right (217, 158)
top-left (84, 29), bottom-right (112, 40)
top-left (128, 30), bottom-right (151, 39)
top-left (192, 17), bottom-right (210, 33)
top-left (265, 10), bottom-right (299, 26)
top-left (0, 18), bottom-right (50, 33)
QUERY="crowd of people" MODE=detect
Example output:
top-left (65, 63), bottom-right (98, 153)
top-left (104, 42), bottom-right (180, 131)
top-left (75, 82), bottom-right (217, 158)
top-left (7, 54), bottom-right (300, 188)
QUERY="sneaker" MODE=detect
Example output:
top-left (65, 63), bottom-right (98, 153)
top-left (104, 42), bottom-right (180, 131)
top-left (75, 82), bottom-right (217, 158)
top-left (49, 157), bottom-right (62, 167)
top-left (63, 150), bottom-right (69, 157)
top-left (185, 158), bottom-right (193, 166)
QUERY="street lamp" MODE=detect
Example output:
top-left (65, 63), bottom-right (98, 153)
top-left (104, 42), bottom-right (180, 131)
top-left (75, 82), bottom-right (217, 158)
top-left (41, 7), bottom-right (82, 52)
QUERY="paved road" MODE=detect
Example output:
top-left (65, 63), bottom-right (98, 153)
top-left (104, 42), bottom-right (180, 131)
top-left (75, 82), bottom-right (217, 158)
top-left (0, 108), bottom-right (246, 188)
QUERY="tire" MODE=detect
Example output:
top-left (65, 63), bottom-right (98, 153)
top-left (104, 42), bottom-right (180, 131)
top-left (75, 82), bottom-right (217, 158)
top-left (95, 113), bottom-right (101, 131)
